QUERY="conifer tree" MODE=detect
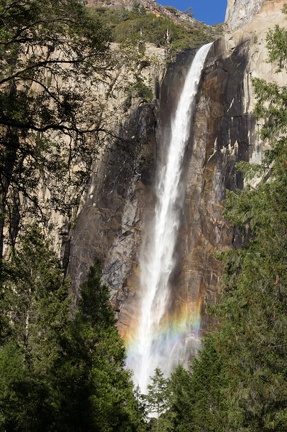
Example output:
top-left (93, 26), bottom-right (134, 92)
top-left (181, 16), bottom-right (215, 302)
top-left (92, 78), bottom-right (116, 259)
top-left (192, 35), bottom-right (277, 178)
top-left (0, 225), bottom-right (70, 430)
top-left (0, 232), bottom-right (146, 431)
top-left (54, 263), bottom-right (146, 432)
top-left (168, 338), bottom-right (227, 432)
top-left (143, 368), bottom-right (172, 432)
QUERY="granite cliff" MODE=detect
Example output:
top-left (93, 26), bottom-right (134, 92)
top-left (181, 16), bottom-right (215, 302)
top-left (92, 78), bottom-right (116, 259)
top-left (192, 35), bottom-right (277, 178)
top-left (66, 0), bottom-right (287, 340)
top-left (225, 0), bottom-right (266, 30)
top-left (3, 0), bottom-right (284, 341)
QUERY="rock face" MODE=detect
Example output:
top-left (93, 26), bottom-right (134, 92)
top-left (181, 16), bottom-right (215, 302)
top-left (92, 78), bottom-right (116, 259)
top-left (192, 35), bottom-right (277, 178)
top-left (175, 0), bottom-right (287, 327)
top-left (56, 41), bottom-right (166, 293)
top-left (225, 0), bottom-right (265, 30)
top-left (85, 0), bottom-right (185, 21)
top-left (67, 0), bottom-right (287, 342)
top-left (180, 0), bottom-right (287, 325)
top-left (67, 103), bottom-right (157, 301)
top-left (85, 0), bottom-right (202, 31)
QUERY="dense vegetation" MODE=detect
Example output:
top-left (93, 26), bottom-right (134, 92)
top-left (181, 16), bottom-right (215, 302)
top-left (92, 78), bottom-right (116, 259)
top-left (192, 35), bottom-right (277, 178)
top-left (87, 6), bottom-right (221, 56)
top-left (0, 227), bottom-right (145, 430)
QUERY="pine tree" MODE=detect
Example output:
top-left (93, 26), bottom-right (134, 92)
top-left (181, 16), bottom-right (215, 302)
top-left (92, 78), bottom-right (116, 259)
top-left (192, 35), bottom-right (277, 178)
top-left (143, 368), bottom-right (172, 432)
top-left (54, 263), bottom-right (146, 432)
top-left (0, 225), bottom-right (70, 430)
top-left (168, 338), bottom-right (227, 432)
top-left (0, 239), bottom-right (146, 431)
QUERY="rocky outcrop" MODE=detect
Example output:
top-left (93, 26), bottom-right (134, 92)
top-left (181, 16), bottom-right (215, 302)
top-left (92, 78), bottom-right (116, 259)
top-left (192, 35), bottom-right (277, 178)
top-left (115, 0), bottom-right (287, 337)
top-left (22, 39), bottom-right (165, 293)
top-left (85, 0), bottom-right (198, 27)
top-left (67, 0), bottom-right (287, 342)
top-left (188, 0), bottom-right (287, 322)
top-left (225, 0), bottom-right (266, 30)
top-left (225, 0), bottom-right (287, 31)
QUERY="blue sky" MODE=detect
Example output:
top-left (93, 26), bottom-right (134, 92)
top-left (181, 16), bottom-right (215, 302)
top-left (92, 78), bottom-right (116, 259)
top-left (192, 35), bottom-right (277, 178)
top-left (157, 0), bottom-right (228, 25)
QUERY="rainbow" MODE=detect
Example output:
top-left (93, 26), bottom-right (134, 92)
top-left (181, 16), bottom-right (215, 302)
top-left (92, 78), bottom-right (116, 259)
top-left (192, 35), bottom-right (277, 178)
top-left (122, 293), bottom-right (203, 367)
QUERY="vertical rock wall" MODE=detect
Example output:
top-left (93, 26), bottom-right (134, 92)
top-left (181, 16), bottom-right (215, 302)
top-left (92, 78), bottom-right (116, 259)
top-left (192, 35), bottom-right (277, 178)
top-left (184, 0), bottom-right (287, 327)
top-left (116, 0), bottom-right (287, 337)
top-left (67, 104), bottom-right (157, 302)
top-left (225, 0), bottom-right (265, 30)
top-left (178, 38), bottom-right (252, 329)
top-left (68, 0), bottom-right (287, 342)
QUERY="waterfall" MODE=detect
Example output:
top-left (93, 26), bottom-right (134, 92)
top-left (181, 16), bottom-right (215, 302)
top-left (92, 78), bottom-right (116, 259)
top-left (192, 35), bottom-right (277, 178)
top-left (126, 43), bottom-right (212, 394)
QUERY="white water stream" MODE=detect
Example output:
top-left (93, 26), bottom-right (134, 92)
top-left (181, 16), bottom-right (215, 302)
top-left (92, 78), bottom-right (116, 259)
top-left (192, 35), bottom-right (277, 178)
top-left (126, 43), bottom-right (212, 394)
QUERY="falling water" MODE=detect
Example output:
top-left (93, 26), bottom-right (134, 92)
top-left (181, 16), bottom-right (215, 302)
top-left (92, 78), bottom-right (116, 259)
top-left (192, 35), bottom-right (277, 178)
top-left (126, 43), bottom-right (212, 394)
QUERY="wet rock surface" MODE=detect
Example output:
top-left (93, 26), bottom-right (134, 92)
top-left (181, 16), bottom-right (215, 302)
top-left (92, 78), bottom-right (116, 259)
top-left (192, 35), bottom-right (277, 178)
top-left (178, 39), bottom-right (252, 330)
top-left (67, 1), bottom-right (287, 339)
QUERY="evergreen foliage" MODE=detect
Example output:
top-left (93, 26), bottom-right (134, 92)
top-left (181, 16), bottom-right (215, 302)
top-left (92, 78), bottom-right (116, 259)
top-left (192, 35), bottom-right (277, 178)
top-left (55, 263), bottom-right (146, 432)
top-left (144, 368), bottom-right (170, 419)
top-left (143, 368), bottom-right (171, 431)
top-left (134, 368), bottom-right (173, 432)
top-left (0, 226), bottom-right (71, 430)
top-left (87, 6), bottom-right (217, 55)
top-left (0, 229), bottom-right (144, 431)
top-left (168, 339), bottom-right (227, 432)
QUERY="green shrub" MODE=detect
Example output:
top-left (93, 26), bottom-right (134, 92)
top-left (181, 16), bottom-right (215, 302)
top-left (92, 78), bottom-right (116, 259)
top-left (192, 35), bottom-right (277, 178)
top-left (87, 7), bottom-right (214, 52)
